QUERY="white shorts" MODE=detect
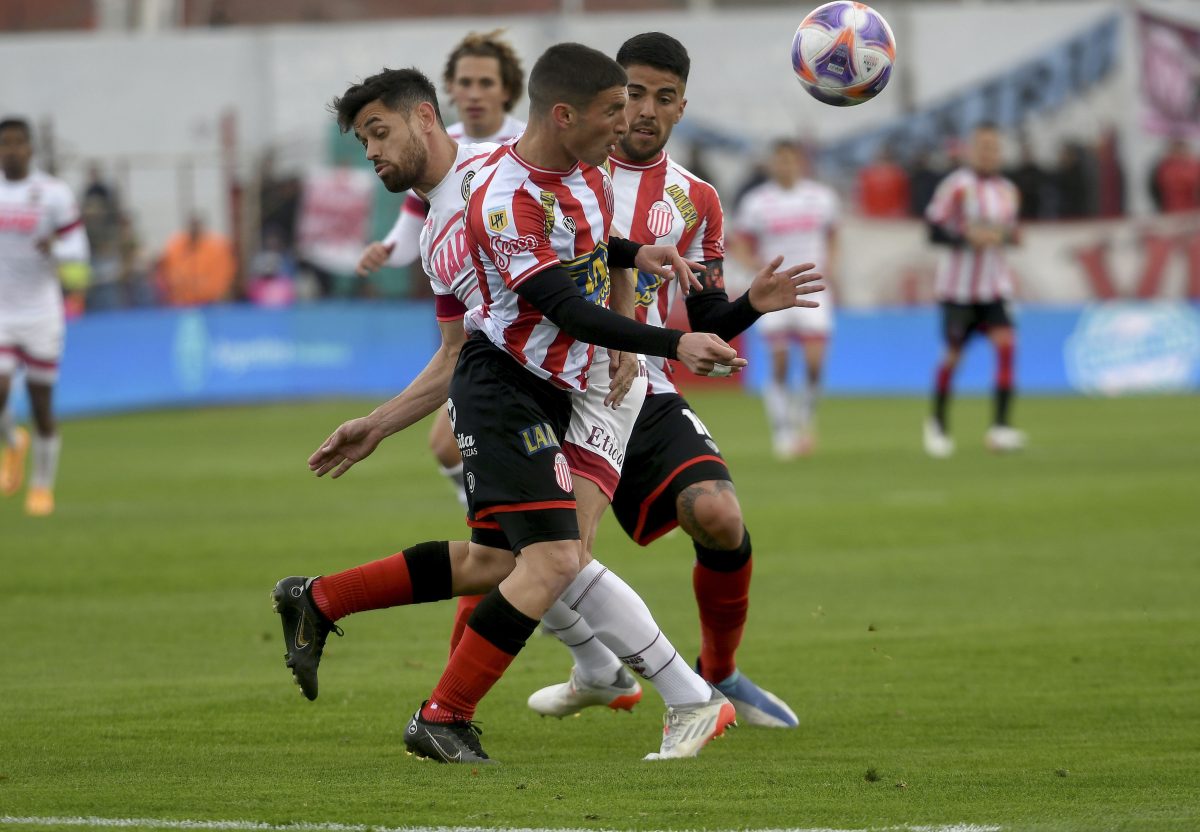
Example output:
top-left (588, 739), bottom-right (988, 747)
top-left (563, 351), bottom-right (648, 500)
top-left (758, 301), bottom-right (833, 340)
top-left (0, 314), bottom-right (65, 384)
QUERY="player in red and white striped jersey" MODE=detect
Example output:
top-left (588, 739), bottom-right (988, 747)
top-left (0, 117), bottom-right (90, 516)
top-left (733, 141), bottom-right (840, 458)
top-left (924, 122), bottom-right (1025, 457)
top-left (356, 31), bottom-right (527, 509)
top-left (527, 32), bottom-right (823, 730)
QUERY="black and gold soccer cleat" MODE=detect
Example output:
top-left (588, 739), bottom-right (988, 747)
top-left (271, 576), bottom-right (341, 701)
top-left (404, 704), bottom-right (496, 765)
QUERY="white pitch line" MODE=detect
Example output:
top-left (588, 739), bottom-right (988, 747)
top-left (0, 817), bottom-right (1002, 832)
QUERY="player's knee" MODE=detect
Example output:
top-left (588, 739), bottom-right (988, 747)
top-left (524, 544), bottom-right (580, 598)
top-left (681, 482), bottom-right (745, 551)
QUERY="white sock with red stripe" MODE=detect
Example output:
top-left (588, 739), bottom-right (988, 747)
top-left (794, 385), bottom-right (820, 429)
top-left (560, 559), bottom-right (711, 706)
top-left (439, 462), bottom-right (468, 508)
top-left (31, 433), bottom-right (60, 490)
top-left (541, 600), bottom-right (624, 686)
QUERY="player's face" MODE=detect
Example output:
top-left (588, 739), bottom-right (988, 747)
top-left (618, 64), bottom-right (687, 163)
top-left (0, 127), bottom-right (33, 180)
top-left (565, 86), bottom-right (629, 167)
top-left (353, 101), bottom-right (428, 193)
top-left (769, 145), bottom-right (802, 186)
top-left (449, 55), bottom-right (509, 139)
top-left (972, 129), bottom-right (1003, 175)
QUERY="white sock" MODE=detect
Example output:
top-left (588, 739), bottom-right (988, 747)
top-left (541, 599), bottom-right (624, 685)
top-left (0, 407), bottom-right (16, 447)
top-left (439, 462), bottom-right (468, 508)
top-left (31, 432), bottom-right (61, 490)
top-left (764, 381), bottom-right (793, 448)
top-left (793, 384), bottom-right (820, 430)
top-left (561, 559), bottom-right (711, 706)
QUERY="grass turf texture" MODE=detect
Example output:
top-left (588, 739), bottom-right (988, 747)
top-left (2, 392), bottom-right (1198, 832)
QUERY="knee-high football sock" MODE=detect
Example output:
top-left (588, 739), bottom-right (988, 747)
top-left (310, 541), bottom-right (452, 622)
top-left (693, 529), bottom-right (752, 684)
top-left (422, 587), bottom-right (538, 723)
top-left (933, 362), bottom-right (954, 431)
top-left (439, 462), bottom-right (469, 508)
top-left (540, 598), bottom-right (625, 686)
top-left (994, 342), bottom-right (1014, 427)
top-left (448, 594), bottom-right (484, 655)
top-left (30, 433), bottom-right (60, 489)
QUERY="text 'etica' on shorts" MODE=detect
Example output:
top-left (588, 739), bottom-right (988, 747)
top-left (611, 392), bottom-right (732, 546)
top-left (940, 300), bottom-right (1014, 346)
top-left (563, 350), bottom-right (648, 501)
top-left (450, 334), bottom-right (579, 553)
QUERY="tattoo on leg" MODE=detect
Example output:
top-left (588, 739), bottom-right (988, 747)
top-left (678, 480), bottom-right (737, 550)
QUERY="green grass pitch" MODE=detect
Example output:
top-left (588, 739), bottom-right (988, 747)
top-left (3, 392), bottom-right (1198, 832)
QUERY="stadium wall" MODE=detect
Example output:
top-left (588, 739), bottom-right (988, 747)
top-left (8, 301), bottom-right (1196, 420)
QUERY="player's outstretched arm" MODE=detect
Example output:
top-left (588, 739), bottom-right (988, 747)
top-left (308, 319), bottom-right (466, 478)
top-left (683, 257), bottom-right (823, 342)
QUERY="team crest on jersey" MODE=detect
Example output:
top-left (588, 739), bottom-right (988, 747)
top-left (665, 184), bottom-right (698, 230)
top-left (553, 452), bottom-right (572, 493)
top-left (487, 207), bottom-right (509, 232)
top-left (634, 270), bottom-right (666, 308)
top-left (540, 190), bottom-right (556, 237)
top-left (460, 171), bottom-right (474, 202)
top-left (602, 177), bottom-right (614, 215)
top-left (519, 422), bottom-right (561, 455)
top-left (564, 216), bottom-right (576, 234)
top-left (646, 200), bottom-right (675, 238)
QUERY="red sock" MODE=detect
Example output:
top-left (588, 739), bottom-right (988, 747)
top-left (311, 552), bottom-right (413, 622)
top-left (449, 594), bottom-right (484, 657)
top-left (996, 342), bottom-right (1014, 390)
top-left (693, 559), bottom-right (752, 683)
top-left (422, 626), bottom-right (517, 723)
top-left (935, 362), bottom-right (954, 395)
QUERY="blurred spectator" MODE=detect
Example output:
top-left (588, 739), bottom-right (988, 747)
top-left (907, 148), bottom-right (947, 218)
top-left (81, 166), bottom-right (124, 312)
top-left (1006, 139), bottom-right (1045, 220)
top-left (732, 160), bottom-right (768, 213)
top-left (246, 227), bottom-right (298, 308)
top-left (1046, 142), bottom-right (1091, 219)
top-left (258, 156), bottom-right (302, 252)
top-left (1149, 138), bottom-right (1200, 214)
top-left (1095, 127), bottom-right (1126, 218)
top-left (857, 146), bottom-right (910, 218)
top-left (156, 215), bottom-right (236, 306)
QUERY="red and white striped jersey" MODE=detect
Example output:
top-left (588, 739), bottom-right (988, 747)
top-left (0, 170), bottom-right (87, 321)
top-left (736, 178), bottom-right (839, 277)
top-left (419, 142), bottom-right (498, 323)
top-left (465, 144), bottom-right (614, 392)
top-left (925, 167), bottom-right (1020, 303)
top-left (608, 151), bottom-right (725, 396)
top-left (383, 116), bottom-right (526, 265)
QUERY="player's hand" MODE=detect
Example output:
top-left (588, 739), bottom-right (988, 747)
top-left (747, 256), bottom-right (825, 314)
top-left (356, 241), bottom-right (395, 277)
top-left (605, 349), bottom-right (640, 409)
top-left (633, 244), bottom-right (705, 295)
top-left (675, 332), bottom-right (747, 377)
top-left (308, 416), bottom-right (384, 478)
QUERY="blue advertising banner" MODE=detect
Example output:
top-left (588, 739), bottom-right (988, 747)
top-left (8, 302), bottom-right (1198, 420)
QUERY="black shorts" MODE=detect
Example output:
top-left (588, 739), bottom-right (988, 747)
top-left (941, 301), bottom-right (1014, 346)
top-left (611, 392), bottom-right (731, 546)
top-left (450, 334), bottom-right (579, 553)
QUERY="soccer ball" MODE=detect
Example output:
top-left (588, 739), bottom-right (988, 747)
top-left (791, 1), bottom-right (896, 107)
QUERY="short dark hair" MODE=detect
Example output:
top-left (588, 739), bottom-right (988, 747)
top-left (615, 32), bottom-right (690, 84)
top-left (0, 117), bottom-right (31, 140)
top-left (331, 67), bottom-right (444, 133)
top-left (528, 43), bottom-right (627, 115)
top-left (444, 29), bottom-right (525, 113)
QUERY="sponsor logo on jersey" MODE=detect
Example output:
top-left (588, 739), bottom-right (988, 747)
top-left (564, 216), bottom-right (576, 234)
top-left (585, 424), bottom-right (624, 468)
top-left (646, 199), bottom-right (675, 238)
top-left (489, 233), bottom-right (540, 271)
top-left (456, 432), bottom-right (478, 458)
top-left (446, 398), bottom-right (456, 428)
top-left (460, 171), bottom-right (474, 202)
top-left (519, 422), bottom-right (561, 455)
top-left (553, 452), bottom-right (573, 493)
top-left (562, 243), bottom-right (610, 306)
top-left (665, 184), bottom-right (698, 230)
top-left (602, 177), bottom-right (615, 215)
top-left (540, 190), bottom-right (557, 237)
top-left (634, 269), bottom-right (666, 308)
top-left (487, 207), bottom-right (509, 232)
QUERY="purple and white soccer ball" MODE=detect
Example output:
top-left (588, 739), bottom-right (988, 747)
top-left (791, 1), bottom-right (896, 106)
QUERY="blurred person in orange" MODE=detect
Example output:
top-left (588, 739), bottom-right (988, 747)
top-left (156, 214), bottom-right (236, 306)
top-left (857, 146), bottom-right (910, 218)
top-left (1150, 138), bottom-right (1200, 214)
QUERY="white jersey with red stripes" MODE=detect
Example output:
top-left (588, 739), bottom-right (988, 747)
top-left (384, 116), bottom-right (526, 265)
top-left (465, 144), bottom-right (614, 392)
top-left (0, 170), bottom-right (85, 322)
top-left (608, 151), bottom-right (725, 396)
top-left (419, 141), bottom-right (499, 322)
top-left (736, 178), bottom-right (838, 279)
top-left (925, 166), bottom-right (1020, 303)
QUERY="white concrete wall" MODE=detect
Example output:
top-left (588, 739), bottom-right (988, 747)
top-left (2, 1), bottom-right (1195, 252)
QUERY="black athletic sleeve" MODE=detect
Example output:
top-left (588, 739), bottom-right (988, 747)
top-left (928, 221), bottom-right (966, 247)
top-left (683, 259), bottom-right (762, 341)
top-left (607, 236), bottom-right (643, 269)
top-left (516, 265), bottom-right (682, 359)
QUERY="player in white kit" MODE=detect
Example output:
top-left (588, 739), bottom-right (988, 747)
top-left (733, 141), bottom-right (839, 458)
top-left (0, 117), bottom-right (90, 516)
top-left (356, 30), bottom-right (527, 514)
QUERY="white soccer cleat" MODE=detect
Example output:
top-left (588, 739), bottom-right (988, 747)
top-left (644, 687), bottom-right (737, 760)
top-left (923, 419), bottom-right (955, 459)
top-left (527, 666), bottom-right (643, 718)
top-left (985, 425), bottom-right (1027, 453)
